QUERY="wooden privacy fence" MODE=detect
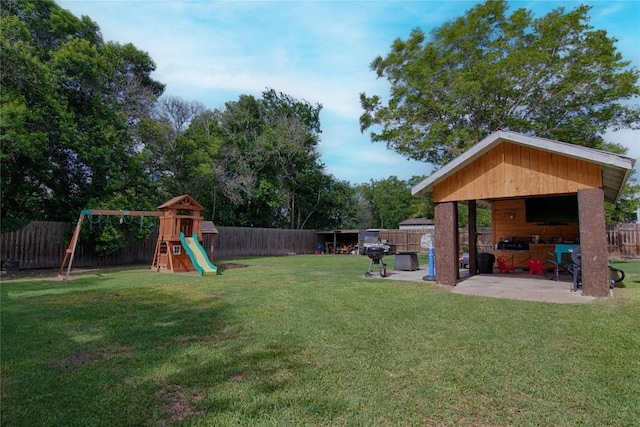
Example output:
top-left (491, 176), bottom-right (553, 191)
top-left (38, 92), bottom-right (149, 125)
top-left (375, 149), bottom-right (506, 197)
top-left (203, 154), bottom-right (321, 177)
top-left (1, 222), bottom-right (638, 270)
top-left (0, 222), bottom-right (317, 270)
top-left (205, 226), bottom-right (317, 259)
top-left (0, 221), bottom-right (160, 270)
top-left (607, 223), bottom-right (640, 260)
top-left (381, 228), bottom-right (493, 254)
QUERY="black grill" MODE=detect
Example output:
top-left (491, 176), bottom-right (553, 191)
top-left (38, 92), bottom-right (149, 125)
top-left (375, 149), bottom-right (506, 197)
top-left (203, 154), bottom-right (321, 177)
top-left (364, 244), bottom-right (390, 277)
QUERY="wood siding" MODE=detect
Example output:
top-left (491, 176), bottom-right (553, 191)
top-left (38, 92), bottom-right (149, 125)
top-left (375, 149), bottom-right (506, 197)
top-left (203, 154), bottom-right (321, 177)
top-left (433, 142), bottom-right (603, 202)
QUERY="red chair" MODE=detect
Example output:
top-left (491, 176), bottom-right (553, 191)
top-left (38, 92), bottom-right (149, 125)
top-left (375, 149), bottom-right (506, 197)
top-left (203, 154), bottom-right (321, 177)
top-left (496, 257), bottom-right (515, 273)
top-left (528, 258), bottom-right (544, 276)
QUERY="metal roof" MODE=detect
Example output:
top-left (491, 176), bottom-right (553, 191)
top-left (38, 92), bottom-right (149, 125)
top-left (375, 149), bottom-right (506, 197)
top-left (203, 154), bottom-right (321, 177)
top-left (411, 130), bottom-right (636, 203)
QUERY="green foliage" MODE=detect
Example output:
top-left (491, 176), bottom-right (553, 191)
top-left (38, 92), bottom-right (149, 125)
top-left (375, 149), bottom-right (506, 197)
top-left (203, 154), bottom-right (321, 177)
top-left (356, 175), bottom-right (443, 230)
top-left (93, 222), bottom-right (126, 255)
top-left (0, 218), bottom-right (31, 233)
top-left (476, 206), bottom-right (492, 227)
top-left (359, 176), bottom-right (416, 229)
top-left (605, 178), bottom-right (640, 224)
top-left (360, 0), bottom-right (640, 166)
top-left (407, 175), bottom-right (433, 220)
top-left (141, 89), bottom-right (358, 229)
top-left (1, 0), bottom-right (164, 222)
top-left (300, 174), bottom-right (359, 230)
top-left (80, 189), bottom-right (159, 256)
top-left (457, 204), bottom-right (493, 228)
top-left (0, 1), bottom-right (389, 231)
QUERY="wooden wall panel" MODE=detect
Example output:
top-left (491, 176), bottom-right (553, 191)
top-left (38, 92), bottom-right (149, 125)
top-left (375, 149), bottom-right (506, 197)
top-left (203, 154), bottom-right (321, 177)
top-left (433, 142), bottom-right (603, 202)
top-left (556, 155), bottom-right (568, 193)
top-left (503, 143), bottom-right (515, 195)
top-left (491, 199), bottom-right (580, 244)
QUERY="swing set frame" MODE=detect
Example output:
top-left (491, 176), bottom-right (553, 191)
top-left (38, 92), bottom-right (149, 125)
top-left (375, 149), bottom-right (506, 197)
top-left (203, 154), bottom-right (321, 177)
top-left (58, 209), bottom-right (164, 282)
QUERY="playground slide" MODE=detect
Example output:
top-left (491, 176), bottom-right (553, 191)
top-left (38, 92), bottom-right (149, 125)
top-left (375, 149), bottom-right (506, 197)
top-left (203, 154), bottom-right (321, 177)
top-left (179, 232), bottom-right (218, 276)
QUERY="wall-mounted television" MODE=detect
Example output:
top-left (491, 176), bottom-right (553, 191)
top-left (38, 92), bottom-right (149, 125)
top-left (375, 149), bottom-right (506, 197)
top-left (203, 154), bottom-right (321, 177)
top-left (525, 195), bottom-right (579, 224)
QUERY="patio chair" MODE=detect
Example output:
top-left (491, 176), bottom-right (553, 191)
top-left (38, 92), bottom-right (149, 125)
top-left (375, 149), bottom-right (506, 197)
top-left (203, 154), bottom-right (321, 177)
top-left (528, 258), bottom-right (545, 276)
top-left (496, 257), bottom-right (515, 274)
top-left (546, 251), bottom-right (573, 280)
top-left (568, 247), bottom-right (581, 292)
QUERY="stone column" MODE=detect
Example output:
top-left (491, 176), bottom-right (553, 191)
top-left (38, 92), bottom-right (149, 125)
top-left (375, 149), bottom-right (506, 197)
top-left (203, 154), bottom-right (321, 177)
top-left (434, 201), bottom-right (458, 286)
top-left (578, 188), bottom-right (609, 297)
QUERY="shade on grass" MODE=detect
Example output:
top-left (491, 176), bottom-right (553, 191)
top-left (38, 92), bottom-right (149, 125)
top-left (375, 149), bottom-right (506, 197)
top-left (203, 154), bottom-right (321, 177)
top-left (2, 256), bottom-right (639, 426)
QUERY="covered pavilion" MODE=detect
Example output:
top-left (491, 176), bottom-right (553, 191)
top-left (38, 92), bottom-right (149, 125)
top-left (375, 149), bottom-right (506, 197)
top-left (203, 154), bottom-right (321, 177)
top-left (412, 130), bottom-right (636, 297)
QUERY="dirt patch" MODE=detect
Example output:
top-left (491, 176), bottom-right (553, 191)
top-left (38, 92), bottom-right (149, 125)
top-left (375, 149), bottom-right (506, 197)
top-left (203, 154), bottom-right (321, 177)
top-left (1, 268), bottom-right (65, 281)
top-left (0, 267), bottom-right (132, 282)
top-left (217, 263), bottom-right (247, 271)
top-left (52, 346), bottom-right (134, 371)
top-left (54, 350), bottom-right (95, 370)
top-left (0, 264), bottom-right (246, 281)
top-left (154, 385), bottom-right (204, 425)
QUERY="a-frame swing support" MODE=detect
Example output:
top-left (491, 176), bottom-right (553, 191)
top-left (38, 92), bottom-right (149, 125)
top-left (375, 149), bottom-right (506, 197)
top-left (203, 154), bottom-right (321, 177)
top-left (57, 209), bottom-right (163, 282)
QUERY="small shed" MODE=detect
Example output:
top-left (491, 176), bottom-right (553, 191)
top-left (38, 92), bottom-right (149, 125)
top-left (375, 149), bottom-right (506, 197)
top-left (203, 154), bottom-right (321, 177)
top-left (315, 229), bottom-right (360, 254)
top-left (412, 130), bottom-right (636, 297)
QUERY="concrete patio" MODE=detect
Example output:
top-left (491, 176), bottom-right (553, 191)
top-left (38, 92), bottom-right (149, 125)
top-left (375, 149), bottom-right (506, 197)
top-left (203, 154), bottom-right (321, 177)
top-left (370, 266), bottom-right (599, 304)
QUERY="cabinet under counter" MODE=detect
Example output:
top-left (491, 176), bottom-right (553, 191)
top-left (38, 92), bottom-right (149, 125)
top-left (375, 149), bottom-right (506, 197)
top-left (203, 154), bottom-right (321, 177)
top-left (529, 244), bottom-right (556, 263)
top-left (493, 251), bottom-right (531, 269)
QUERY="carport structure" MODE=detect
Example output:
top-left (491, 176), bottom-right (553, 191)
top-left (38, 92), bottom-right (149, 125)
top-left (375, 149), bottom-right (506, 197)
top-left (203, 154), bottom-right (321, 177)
top-left (412, 130), bottom-right (636, 297)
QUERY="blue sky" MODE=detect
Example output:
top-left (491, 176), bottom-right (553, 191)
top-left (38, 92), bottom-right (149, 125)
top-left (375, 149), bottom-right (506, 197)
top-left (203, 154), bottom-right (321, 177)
top-left (59, 0), bottom-right (640, 184)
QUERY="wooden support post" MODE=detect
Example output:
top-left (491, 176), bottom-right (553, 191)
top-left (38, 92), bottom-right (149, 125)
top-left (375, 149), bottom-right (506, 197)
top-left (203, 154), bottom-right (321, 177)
top-left (434, 201), bottom-right (458, 286)
top-left (468, 200), bottom-right (478, 276)
top-left (578, 188), bottom-right (609, 296)
top-left (58, 213), bottom-right (86, 281)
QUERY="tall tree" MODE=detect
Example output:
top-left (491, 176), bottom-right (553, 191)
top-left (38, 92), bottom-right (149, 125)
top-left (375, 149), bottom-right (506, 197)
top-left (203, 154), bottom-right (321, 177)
top-left (189, 89), bottom-right (342, 229)
top-left (207, 94), bottom-right (270, 226)
top-left (360, 0), bottom-right (639, 166)
top-left (260, 89), bottom-right (323, 228)
top-left (286, 165), bottom-right (358, 230)
top-left (1, 0), bottom-right (164, 221)
top-left (360, 177), bottom-right (416, 229)
top-left (139, 96), bottom-right (207, 199)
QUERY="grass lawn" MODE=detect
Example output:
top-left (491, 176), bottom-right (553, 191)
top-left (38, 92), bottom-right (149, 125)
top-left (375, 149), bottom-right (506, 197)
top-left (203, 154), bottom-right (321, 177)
top-left (2, 255), bottom-right (639, 426)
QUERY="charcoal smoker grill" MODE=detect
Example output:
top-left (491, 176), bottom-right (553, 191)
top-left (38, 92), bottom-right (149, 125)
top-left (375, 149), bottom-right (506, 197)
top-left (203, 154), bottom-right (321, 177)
top-left (364, 245), bottom-right (390, 277)
top-left (361, 229), bottom-right (391, 277)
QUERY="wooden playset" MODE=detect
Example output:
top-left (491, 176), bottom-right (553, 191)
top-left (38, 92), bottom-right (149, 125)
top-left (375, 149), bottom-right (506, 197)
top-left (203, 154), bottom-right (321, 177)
top-left (58, 195), bottom-right (218, 281)
top-left (152, 195), bottom-right (218, 275)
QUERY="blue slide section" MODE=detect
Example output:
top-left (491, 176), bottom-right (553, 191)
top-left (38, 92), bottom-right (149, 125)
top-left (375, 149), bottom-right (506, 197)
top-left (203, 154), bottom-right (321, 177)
top-left (179, 232), bottom-right (218, 276)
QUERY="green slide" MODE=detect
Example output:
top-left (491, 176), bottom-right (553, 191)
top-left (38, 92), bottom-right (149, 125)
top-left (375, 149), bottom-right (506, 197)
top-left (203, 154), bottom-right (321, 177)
top-left (179, 232), bottom-right (218, 276)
